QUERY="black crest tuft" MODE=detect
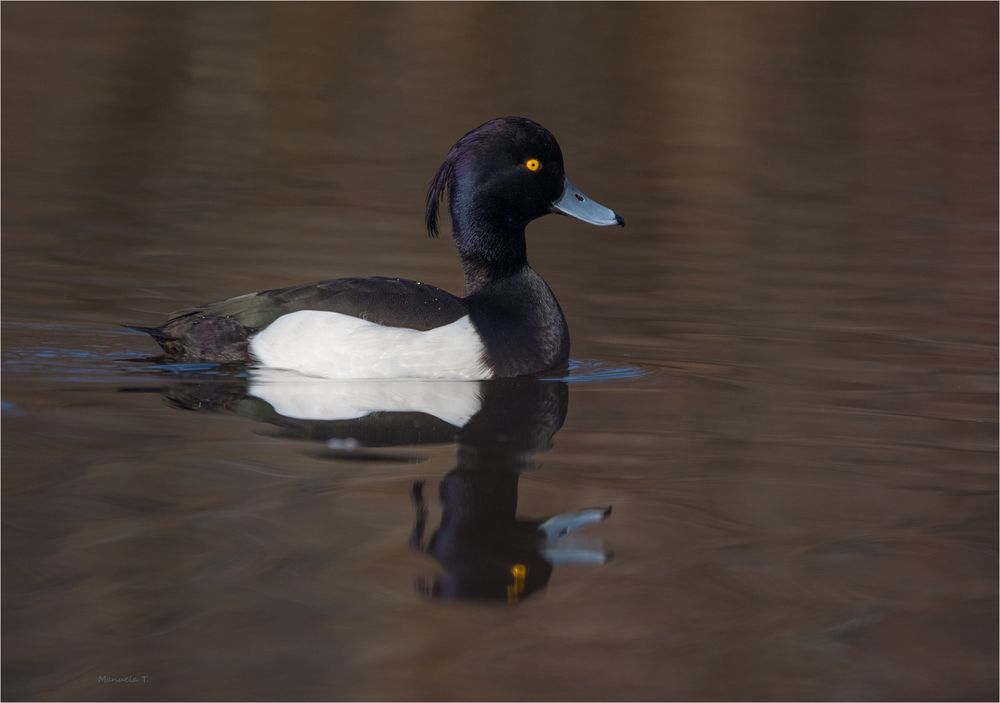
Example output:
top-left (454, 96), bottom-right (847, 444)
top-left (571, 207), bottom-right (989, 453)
top-left (425, 118), bottom-right (506, 238)
top-left (425, 148), bottom-right (456, 239)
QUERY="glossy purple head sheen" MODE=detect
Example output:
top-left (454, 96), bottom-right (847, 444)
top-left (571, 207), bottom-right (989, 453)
top-left (424, 117), bottom-right (567, 240)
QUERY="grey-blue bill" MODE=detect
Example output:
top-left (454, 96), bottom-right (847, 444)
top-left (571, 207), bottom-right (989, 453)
top-left (550, 176), bottom-right (625, 227)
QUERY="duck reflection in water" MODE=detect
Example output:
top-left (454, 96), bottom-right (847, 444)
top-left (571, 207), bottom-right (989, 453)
top-left (138, 370), bottom-right (613, 603)
top-left (409, 379), bottom-right (612, 603)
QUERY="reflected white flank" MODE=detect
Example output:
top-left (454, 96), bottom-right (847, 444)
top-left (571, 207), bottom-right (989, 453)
top-left (248, 368), bottom-right (484, 427)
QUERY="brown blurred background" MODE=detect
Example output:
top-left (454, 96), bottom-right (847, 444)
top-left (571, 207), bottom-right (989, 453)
top-left (2, 3), bottom-right (997, 701)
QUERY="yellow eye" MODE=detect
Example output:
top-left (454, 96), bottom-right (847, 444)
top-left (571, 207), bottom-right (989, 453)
top-left (525, 158), bottom-right (541, 172)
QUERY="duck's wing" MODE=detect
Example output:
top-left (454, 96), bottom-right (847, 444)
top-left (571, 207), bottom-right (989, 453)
top-left (134, 277), bottom-right (468, 362)
top-left (199, 276), bottom-right (468, 331)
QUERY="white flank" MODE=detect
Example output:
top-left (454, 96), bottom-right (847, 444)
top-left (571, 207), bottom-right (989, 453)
top-left (249, 311), bottom-right (493, 380)
top-left (248, 369), bottom-right (483, 426)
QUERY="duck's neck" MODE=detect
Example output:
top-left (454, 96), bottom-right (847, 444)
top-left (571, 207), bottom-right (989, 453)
top-left (450, 204), bottom-right (528, 295)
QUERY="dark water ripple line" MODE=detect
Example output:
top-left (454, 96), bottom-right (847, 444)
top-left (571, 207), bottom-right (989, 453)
top-left (138, 357), bottom-right (649, 383)
top-left (4, 344), bottom-right (649, 386)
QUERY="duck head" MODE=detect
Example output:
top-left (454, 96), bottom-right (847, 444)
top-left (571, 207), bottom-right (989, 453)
top-left (425, 117), bottom-right (624, 284)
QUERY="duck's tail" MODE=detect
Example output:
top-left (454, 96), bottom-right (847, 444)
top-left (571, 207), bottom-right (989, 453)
top-left (121, 323), bottom-right (174, 341)
top-left (122, 317), bottom-right (250, 362)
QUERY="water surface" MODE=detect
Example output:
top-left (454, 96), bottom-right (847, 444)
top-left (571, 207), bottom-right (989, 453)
top-left (2, 3), bottom-right (997, 700)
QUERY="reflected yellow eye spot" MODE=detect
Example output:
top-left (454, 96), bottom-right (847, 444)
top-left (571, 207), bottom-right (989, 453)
top-left (507, 564), bottom-right (527, 604)
top-left (525, 158), bottom-right (541, 172)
